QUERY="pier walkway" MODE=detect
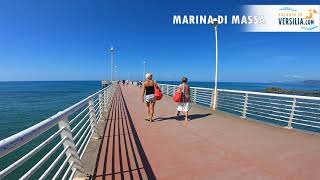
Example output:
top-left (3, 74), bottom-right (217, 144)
top-left (93, 85), bottom-right (320, 180)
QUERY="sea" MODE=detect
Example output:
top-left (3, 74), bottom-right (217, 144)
top-left (0, 81), bottom-right (320, 179)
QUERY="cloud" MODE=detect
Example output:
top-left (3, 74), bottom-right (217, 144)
top-left (284, 74), bottom-right (303, 79)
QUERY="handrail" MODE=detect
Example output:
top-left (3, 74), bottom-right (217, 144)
top-left (0, 83), bottom-right (116, 180)
top-left (219, 89), bottom-right (320, 101)
top-left (159, 83), bottom-right (320, 100)
top-left (0, 88), bottom-right (105, 158)
top-left (158, 83), bottom-right (320, 133)
top-left (158, 83), bottom-right (213, 91)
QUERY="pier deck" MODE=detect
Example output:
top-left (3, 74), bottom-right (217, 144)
top-left (93, 85), bottom-right (320, 180)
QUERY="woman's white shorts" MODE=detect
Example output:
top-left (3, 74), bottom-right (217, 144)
top-left (177, 102), bottom-right (191, 112)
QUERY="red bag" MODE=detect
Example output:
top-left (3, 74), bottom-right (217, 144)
top-left (173, 91), bottom-right (182, 102)
top-left (155, 84), bottom-right (163, 100)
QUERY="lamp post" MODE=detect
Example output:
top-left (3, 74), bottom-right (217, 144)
top-left (143, 61), bottom-right (146, 80)
top-left (212, 19), bottom-right (219, 110)
top-left (110, 47), bottom-right (116, 81)
top-left (114, 65), bottom-right (117, 81)
top-left (115, 70), bottom-right (118, 80)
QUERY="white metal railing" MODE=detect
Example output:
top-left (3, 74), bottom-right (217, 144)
top-left (158, 83), bottom-right (320, 132)
top-left (0, 84), bottom-right (116, 180)
top-left (159, 84), bottom-right (214, 107)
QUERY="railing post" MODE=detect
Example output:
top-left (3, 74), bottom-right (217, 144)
top-left (172, 86), bottom-right (174, 96)
top-left (88, 99), bottom-right (101, 139)
top-left (177, 86), bottom-right (180, 96)
top-left (286, 98), bottom-right (296, 129)
top-left (211, 89), bottom-right (217, 109)
top-left (167, 85), bottom-right (169, 95)
top-left (193, 88), bottom-right (197, 104)
top-left (58, 117), bottom-right (85, 176)
top-left (103, 88), bottom-right (108, 112)
top-left (176, 86), bottom-right (179, 95)
top-left (99, 93), bottom-right (105, 121)
top-left (241, 93), bottom-right (249, 119)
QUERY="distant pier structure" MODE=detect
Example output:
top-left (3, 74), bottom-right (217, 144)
top-left (101, 80), bottom-right (112, 88)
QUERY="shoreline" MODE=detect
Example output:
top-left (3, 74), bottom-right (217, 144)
top-left (265, 87), bottom-right (320, 97)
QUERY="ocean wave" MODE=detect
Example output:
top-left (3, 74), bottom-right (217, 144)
top-left (0, 91), bottom-right (80, 95)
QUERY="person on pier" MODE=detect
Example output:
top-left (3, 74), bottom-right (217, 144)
top-left (176, 77), bottom-right (191, 125)
top-left (141, 73), bottom-right (157, 122)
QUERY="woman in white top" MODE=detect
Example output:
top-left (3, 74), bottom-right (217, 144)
top-left (176, 77), bottom-right (191, 124)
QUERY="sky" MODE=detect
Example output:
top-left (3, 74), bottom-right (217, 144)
top-left (0, 0), bottom-right (319, 82)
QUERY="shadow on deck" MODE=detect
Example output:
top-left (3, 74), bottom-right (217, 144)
top-left (153, 113), bottom-right (212, 122)
top-left (92, 87), bottom-right (155, 179)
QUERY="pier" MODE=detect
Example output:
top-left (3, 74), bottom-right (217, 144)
top-left (1, 83), bottom-right (320, 180)
top-left (91, 84), bottom-right (320, 179)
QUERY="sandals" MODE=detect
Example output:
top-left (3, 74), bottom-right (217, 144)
top-left (144, 118), bottom-right (153, 123)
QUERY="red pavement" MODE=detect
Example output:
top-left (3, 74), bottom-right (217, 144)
top-left (93, 84), bottom-right (320, 180)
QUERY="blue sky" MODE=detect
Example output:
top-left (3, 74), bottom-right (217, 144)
top-left (0, 0), bottom-right (319, 82)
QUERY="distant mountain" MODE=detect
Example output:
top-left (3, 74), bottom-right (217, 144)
top-left (272, 81), bottom-right (299, 84)
top-left (265, 87), bottom-right (320, 97)
top-left (271, 80), bottom-right (320, 84)
top-left (302, 80), bottom-right (320, 84)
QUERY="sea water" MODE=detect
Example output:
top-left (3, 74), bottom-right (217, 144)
top-left (0, 81), bottom-right (101, 140)
top-left (0, 81), bottom-right (101, 179)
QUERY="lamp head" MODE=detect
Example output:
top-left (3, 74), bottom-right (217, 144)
top-left (110, 47), bottom-right (116, 52)
top-left (213, 19), bottom-right (219, 27)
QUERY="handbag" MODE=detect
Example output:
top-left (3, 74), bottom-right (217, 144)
top-left (173, 88), bottom-right (183, 102)
top-left (155, 85), bottom-right (163, 100)
top-left (154, 81), bottom-right (163, 100)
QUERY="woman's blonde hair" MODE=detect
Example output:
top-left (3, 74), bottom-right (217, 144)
top-left (145, 73), bottom-right (153, 80)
